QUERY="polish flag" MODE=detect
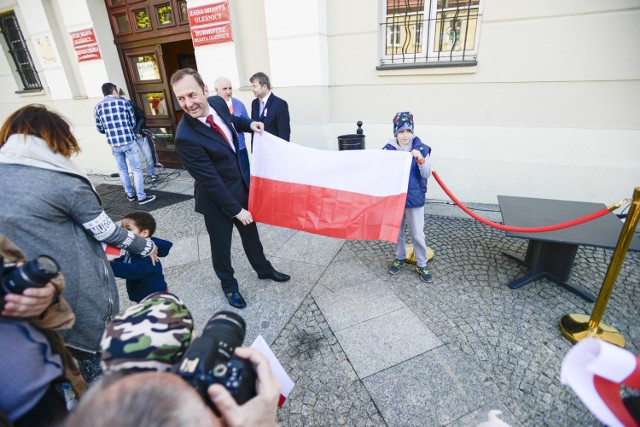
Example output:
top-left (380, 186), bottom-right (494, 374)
top-left (251, 335), bottom-right (294, 407)
top-left (249, 133), bottom-right (412, 243)
top-left (101, 242), bottom-right (121, 256)
top-left (561, 337), bottom-right (640, 427)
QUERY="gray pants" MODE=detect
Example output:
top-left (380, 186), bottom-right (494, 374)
top-left (394, 207), bottom-right (428, 268)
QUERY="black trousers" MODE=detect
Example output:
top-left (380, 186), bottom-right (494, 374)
top-left (204, 213), bottom-right (272, 294)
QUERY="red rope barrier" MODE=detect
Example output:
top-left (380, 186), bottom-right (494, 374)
top-left (431, 170), bottom-right (611, 233)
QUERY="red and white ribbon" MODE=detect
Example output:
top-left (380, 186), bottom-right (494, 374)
top-left (561, 338), bottom-right (640, 427)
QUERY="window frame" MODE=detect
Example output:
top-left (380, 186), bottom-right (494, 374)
top-left (379, 0), bottom-right (482, 69)
top-left (0, 11), bottom-right (43, 92)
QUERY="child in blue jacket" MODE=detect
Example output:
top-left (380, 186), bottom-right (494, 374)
top-left (110, 211), bottom-right (173, 302)
top-left (383, 112), bottom-right (433, 283)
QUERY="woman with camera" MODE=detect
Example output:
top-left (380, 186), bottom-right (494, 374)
top-left (0, 235), bottom-right (85, 427)
top-left (0, 104), bottom-right (158, 384)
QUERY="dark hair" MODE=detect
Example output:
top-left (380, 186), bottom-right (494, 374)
top-left (170, 68), bottom-right (205, 91)
top-left (249, 72), bottom-right (271, 90)
top-left (123, 211), bottom-right (156, 236)
top-left (0, 104), bottom-right (80, 157)
top-left (102, 83), bottom-right (117, 96)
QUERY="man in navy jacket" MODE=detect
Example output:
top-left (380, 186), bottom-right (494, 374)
top-left (250, 72), bottom-right (291, 145)
top-left (170, 68), bottom-right (290, 309)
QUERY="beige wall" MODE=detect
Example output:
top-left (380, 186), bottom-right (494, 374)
top-left (319, 0), bottom-right (640, 203)
top-left (0, 0), bottom-right (638, 204)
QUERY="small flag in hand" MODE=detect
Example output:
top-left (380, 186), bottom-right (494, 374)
top-left (251, 335), bottom-right (294, 407)
top-left (102, 243), bottom-right (121, 256)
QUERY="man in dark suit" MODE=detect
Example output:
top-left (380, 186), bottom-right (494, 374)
top-left (170, 68), bottom-right (290, 309)
top-left (250, 72), bottom-right (291, 146)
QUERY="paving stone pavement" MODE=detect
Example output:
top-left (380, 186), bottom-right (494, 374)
top-left (97, 173), bottom-right (640, 426)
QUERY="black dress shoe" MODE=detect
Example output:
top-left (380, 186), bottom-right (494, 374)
top-left (258, 269), bottom-right (291, 282)
top-left (225, 291), bottom-right (246, 309)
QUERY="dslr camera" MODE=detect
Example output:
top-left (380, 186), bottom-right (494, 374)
top-left (0, 254), bottom-right (60, 305)
top-left (173, 310), bottom-right (256, 413)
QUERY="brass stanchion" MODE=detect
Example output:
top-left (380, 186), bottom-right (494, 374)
top-left (560, 187), bottom-right (640, 347)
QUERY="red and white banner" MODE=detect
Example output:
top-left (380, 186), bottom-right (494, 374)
top-left (561, 338), bottom-right (640, 427)
top-left (249, 133), bottom-right (412, 242)
top-left (251, 335), bottom-right (294, 407)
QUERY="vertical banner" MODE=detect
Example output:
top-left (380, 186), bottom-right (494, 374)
top-left (69, 28), bottom-right (102, 62)
top-left (187, 1), bottom-right (233, 47)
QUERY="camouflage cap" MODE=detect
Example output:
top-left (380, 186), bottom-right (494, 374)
top-left (100, 292), bottom-right (194, 373)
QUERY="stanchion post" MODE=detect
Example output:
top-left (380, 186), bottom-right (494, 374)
top-left (560, 187), bottom-right (640, 347)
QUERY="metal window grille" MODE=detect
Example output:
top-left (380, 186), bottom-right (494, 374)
top-left (0, 11), bottom-right (42, 90)
top-left (380, 0), bottom-right (481, 67)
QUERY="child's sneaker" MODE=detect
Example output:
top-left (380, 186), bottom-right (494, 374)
top-left (416, 266), bottom-right (433, 283)
top-left (126, 194), bottom-right (136, 202)
top-left (388, 259), bottom-right (405, 275)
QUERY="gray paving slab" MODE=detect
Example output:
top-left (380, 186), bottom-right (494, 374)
top-left (312, 281), bottom-right (405, 331)
top-left (315, 254), bottom-right (383, 292)
top-left (93, 174), bottom-right (640, 426)
top-left (163, 255), bottom-right (324, 345)
top-left (336, 307), bottom-right (443, 379)
top-left (276, 231), bottom-right (345, 265)
top-left (363, 346), bottom-right (507, 427)
top-left (162, 236), bottom-right (199, 268)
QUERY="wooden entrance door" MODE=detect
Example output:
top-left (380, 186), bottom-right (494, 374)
top-left (122, 44), bottom-right (183, 168)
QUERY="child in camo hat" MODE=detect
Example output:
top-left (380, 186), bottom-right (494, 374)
top-left (100, 292), bottom-right (193, 373)
top-left (383, 112), bottom-right (433, 283)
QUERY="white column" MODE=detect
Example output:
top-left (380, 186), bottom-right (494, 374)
top-left (188, 0), bottom-right (241, 90)
top-left (17, 0), bottom-right (73, 99)
top-left (60, 0), bottom-right (111, 98)
top-left (263, 0), bottom-right (328, 88)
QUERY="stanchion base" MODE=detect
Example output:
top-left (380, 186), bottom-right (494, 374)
top-left (560, 313), bottom-right (625, 347)
top-left (404, 245), bottom-right (435, 265)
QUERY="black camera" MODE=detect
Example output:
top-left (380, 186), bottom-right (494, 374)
top-left (0, 255), bottom-right (60, 297)
top-left (173, 311), bottom-right (256, 414)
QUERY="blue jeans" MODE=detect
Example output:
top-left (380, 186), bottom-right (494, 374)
top-left (111, 142), bottom-right (146, 200)
top-left (136, 135), bottom-right (155, 177)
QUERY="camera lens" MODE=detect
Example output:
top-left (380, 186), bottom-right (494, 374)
top-left (202, 311), bottom-right (246, 352)
top-left (3, 255), bottom-right (60, 294)
top-left (22, 255), bottom-right (60, 285)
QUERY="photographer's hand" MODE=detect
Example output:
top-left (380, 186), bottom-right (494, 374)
top-left (208, 347), bottom-right (281, 427)
top-left (2, 282), bottom-right (55, 317)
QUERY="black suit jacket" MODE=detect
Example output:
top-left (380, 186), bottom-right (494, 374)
top-left (175, 96), bottom-right (253, 217)
top-left (251, 92), bottom-right (290, 142)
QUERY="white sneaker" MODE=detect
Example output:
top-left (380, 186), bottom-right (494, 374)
top-left (138, 195), bottom-right (156, 205)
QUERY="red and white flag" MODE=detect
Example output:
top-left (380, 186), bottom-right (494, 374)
top-left (251, 335), bottom-right (294, 407)
top-left (101, 242), bottom-right (121, 256)
top-left (561, 338), bottom-right (640, 427)
top-left (249, 133), bottom-right (412, 242)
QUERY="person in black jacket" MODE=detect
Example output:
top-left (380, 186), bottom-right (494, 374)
top-left (250, 72), bottom-right (290, 146)
top-left (110, 211), bottom-right (171, 303)
top-left (169, 68), bottom-right (290, 309)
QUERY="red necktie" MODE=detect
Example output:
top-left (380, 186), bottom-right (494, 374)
top-left (229, 104), bottom-right (234, 114)
top-left (206, 114), bottom-right (233, 150)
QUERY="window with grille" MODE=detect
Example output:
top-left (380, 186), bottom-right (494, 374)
top-left (0, 11), bottom-right (42, 91)
top-left (379, 0), bottom-right (482, 68)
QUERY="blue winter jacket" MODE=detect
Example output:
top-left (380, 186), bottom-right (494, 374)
top-left (383, 136), bottom-right (431, 208)
top-left (110, 237), bottom-right (173, 303)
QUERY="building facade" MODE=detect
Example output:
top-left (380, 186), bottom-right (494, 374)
top-left (0, 0), bottom-right (638, 204)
